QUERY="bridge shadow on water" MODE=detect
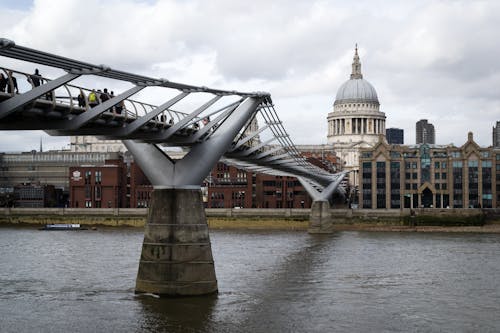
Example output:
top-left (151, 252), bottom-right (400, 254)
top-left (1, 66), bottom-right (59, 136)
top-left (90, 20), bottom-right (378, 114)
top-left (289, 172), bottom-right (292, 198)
top-left (233, 233), bottom-right (340, 332)
top-left (133, 232), bottom-right (339, 332)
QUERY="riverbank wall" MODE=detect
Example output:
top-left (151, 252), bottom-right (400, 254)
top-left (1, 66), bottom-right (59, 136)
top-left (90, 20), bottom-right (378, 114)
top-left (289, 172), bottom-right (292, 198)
top-left (1, 207), bottom-right (500, 230)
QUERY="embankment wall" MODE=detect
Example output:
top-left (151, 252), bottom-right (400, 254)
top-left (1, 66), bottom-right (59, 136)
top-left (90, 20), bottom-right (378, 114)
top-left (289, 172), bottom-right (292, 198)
top-left (1, 208), bottom-right (499, 227)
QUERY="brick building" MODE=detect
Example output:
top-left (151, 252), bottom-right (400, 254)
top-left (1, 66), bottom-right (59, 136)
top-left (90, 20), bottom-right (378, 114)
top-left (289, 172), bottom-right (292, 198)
top-left (206, 147), bottom-right (341, 209)
top-left (207, 162), bottom-right (313, 208)
top-left (69, 158), bottom-right (153, 208)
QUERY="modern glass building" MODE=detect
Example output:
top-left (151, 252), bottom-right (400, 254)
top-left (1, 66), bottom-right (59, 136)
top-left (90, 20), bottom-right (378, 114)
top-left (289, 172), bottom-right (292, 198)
top-left (386, 128), bottom-right (404, 144)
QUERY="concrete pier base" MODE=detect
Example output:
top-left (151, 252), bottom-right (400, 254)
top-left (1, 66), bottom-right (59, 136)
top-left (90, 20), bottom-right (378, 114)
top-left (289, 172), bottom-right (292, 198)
top-left (135, 188), bottom-right (218, 296)
top-left (308, 200), bottom-right (334, 234)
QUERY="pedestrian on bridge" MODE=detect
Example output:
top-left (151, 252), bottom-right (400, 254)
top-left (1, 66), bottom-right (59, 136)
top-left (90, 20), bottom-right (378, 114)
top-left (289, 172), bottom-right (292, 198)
top-left (29, 69), bottom-right (42, 87)
top-left (0, 73), bottom-right (7, 92)
top-left (100, 88), bottom-right (110, 103)
top-left (88, 89), bottom-right (99, 108)
top-left (77, 90), bottom-right (86, 108)
top-left (7, 71), bottom-right (19, 94)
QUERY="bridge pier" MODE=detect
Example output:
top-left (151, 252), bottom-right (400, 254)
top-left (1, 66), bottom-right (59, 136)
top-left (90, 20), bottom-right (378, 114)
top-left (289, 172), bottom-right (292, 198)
top-left (124, 97), bottom-right (263, 297)
top-left (308, 200), bottom-right (335, 233)
top-left (135, 188), bottom-right (217, 296)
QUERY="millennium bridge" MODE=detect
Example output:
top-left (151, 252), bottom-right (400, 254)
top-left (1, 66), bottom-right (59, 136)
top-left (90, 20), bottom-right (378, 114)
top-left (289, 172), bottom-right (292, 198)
top-left (0, 38), bottom-right (345, 296)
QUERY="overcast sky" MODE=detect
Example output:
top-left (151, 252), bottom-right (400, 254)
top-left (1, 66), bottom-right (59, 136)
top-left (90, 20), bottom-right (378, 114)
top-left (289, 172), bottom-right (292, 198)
top-left (0, 0), bottom-right (499, 152)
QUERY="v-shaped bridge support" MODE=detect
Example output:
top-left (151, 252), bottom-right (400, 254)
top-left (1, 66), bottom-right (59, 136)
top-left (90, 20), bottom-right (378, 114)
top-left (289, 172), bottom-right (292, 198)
top-left (298, 172), bottom-right (348, 234)
top-left (123, 97), bottom-right (262, 296)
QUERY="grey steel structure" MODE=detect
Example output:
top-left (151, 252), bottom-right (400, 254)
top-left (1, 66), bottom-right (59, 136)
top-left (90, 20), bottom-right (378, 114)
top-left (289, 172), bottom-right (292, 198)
top-left (0, 38), bottom-right (345, 296)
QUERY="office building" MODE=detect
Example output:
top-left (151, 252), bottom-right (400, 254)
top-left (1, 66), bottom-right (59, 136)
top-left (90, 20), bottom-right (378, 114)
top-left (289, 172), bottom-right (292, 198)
top-left (416, 119), bottom-right (435, 144)
top-left (493, 121), bottom-right (500, 148)
top-left (359, 132), bottom-right (499, 209)
top-left (386, 128), bottom-right (404, 144)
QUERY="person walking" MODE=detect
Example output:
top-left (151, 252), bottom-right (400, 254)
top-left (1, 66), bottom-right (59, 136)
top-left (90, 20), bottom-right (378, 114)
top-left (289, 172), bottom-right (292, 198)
top-left (7, 71), bottom-right (19, 94)
top-left (77, 90), bottom-right (86, 108)
top-left (0, 73), bottom-right (7, 92)
top-left (88, 89), bottom-right (99, 108)
top-left (100, 88), bottom-right (110, 103)
top-left (29, 68), bottom-right (42, 87)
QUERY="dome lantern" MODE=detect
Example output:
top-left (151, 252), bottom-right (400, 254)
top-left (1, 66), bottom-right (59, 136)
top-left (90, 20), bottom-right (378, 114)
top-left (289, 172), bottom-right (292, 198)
top-left (350, 43), bottom-right (363, 79)
top-left (334, 45), bottom-right (379, 106)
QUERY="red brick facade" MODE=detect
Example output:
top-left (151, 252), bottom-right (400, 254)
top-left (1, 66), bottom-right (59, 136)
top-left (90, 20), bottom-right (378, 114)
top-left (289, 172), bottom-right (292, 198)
top-left (207, 162), bottom-right (313, 208)
top-left (69, 158), bottom-right (153, 208)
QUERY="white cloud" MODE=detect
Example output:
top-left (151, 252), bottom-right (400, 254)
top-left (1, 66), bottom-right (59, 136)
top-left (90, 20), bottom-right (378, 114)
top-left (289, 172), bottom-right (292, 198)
top-left (0, 0), bottom-right (499, 151)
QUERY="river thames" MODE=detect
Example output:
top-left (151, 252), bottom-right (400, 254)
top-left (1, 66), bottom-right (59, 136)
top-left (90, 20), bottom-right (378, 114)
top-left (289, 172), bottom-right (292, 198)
top-left (1, 227), bottom-right (500, 332)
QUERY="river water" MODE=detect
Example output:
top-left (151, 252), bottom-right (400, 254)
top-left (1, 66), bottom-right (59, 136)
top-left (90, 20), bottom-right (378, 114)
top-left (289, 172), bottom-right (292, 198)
top-left (1, 227), bottom-right (500, 332)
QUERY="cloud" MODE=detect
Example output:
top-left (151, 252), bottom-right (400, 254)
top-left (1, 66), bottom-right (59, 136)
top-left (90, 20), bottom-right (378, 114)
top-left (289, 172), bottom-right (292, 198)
top-left (0, 0), bottom-right (499, 151)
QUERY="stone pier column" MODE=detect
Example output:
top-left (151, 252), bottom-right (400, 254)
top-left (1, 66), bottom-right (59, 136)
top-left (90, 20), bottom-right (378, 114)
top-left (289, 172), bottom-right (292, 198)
top-left (135, 188), bottom-right (218, 296)
top-left (308, 200), bottom-right (334, 234)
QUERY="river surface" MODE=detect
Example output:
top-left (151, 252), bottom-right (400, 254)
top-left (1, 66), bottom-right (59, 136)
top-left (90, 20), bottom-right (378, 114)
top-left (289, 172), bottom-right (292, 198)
top-left (1, 227), bottom-right (500, 332)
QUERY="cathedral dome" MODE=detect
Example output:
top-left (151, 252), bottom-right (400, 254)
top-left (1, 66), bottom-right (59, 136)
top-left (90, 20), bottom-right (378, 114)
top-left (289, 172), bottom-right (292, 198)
top-left (335, 78), bottom-right (378, 105)
top-left (334, 45), bottom-right (379, 106)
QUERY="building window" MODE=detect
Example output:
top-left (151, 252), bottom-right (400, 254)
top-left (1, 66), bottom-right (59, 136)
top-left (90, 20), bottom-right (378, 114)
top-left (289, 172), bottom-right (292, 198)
top-left (362, 162), bottom-right (372, 208)
top-left (482, 160), bottom-right (492, 167)
top-left (361, 152), bottom-right (372, 158)
top-left (85, 170), bottom-right (92, 184)
top-left (482, 164), bottom-right (492, 208)
top-left (468, 160), bottom-right (479, 208)
top-left (468, 160), bottom-right (478, 168)
top-left (420, 144), bottom-right (431, 183)
top-left (95, 171), bottom-right (102, 184)
top-left (390, 162), bottom-right (400, 208)
top-left (85, 185), bottom-right (91, 199)
top-left (453, 162), bottom-right (463, 208)
top-left (390, 152), bottom-right (401, 158)
top-left (376, 161), bottom-right (386, 208)
top-left (481, 151), bottom-right (490, 158)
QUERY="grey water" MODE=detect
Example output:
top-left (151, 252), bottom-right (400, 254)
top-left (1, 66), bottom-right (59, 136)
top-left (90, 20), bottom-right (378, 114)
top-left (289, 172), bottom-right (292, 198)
top-left (1, 227), bottom-right (500, 332)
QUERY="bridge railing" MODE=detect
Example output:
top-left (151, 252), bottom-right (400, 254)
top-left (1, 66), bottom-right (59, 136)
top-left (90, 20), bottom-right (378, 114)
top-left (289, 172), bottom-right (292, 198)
top-left (0, 66), bottom-right (202, 129)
